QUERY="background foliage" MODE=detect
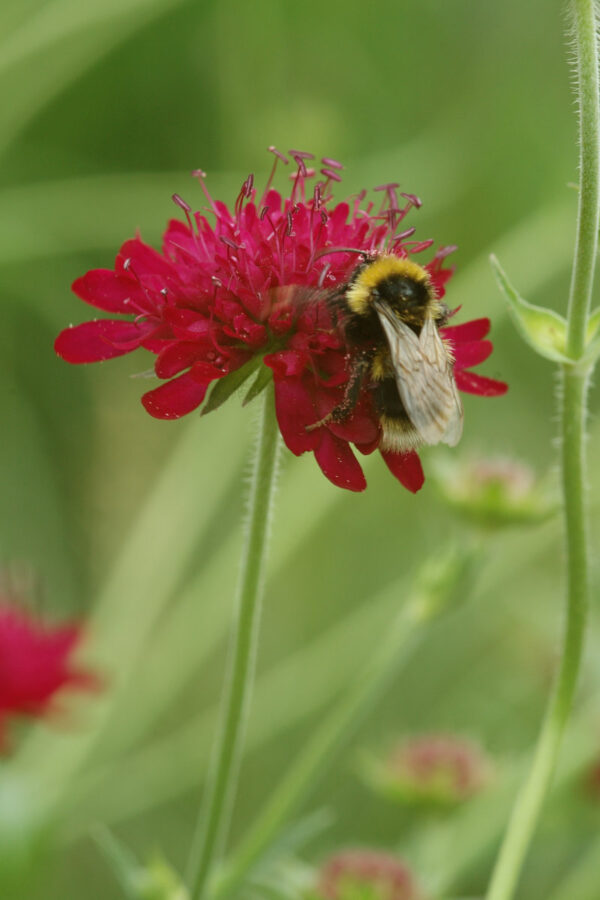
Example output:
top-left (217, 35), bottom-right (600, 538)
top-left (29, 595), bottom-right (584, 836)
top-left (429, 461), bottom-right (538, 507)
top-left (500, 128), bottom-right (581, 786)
top-left (1, 0), bottom-right (599, 897)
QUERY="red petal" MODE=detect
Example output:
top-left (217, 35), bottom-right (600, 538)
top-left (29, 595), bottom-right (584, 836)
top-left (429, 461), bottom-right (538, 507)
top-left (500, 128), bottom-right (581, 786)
top-left (117, 238), bottom-right (175, 281)
top-left (264, 350), bottom-right (309, 378)
top-left (314, 431), bottom-right (366, 492)
top-left (328, 394), bottom-right (380, 445)
top-left (453, 339), bottom-right (493, 370)
top-left (380, 450), bottom-right (425, 493)
top-left (141, 371), bottom-right (212, 419)
top-left (455, 370), bottom-right (508, 396)
top-left (72, 269), bottom-right (145, 314)
top-left (272, 378), bottom-right (319, 454)
top-left (155, 342), bottom-right (208, 378)
top-left (163, 308), bottom-right (212, 340)
top-left (55, 320), bottom-right (152, 363)
top-left (441, 318), bottom-right (491, 343)
top-left (355, 435), bottom-right (380, 455)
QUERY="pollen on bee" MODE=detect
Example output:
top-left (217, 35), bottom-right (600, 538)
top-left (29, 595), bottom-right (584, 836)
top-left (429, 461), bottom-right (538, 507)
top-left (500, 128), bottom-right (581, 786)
top-left (371, 352), bottom-right (388, 380)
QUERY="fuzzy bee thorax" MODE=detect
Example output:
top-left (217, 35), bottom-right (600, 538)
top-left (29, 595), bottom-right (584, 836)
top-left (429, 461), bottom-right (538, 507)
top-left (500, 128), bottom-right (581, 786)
top-left (345, 255), bottom-right (434, 318)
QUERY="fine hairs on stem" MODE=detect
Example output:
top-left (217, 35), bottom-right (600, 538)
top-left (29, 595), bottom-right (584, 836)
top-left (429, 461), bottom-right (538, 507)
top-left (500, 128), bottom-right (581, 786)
top-left (186, 387), bottom-right (281, 899)
top-left (485, 2), bottom-right (598, 898)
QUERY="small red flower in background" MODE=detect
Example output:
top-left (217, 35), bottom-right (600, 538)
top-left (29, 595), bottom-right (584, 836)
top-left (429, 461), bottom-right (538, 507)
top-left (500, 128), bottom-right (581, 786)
top-left (313, 849), bottom-right (422, 900)
top-left (364, 733), bottom-right (492, 808)
top-left (56, 148), bottom-right (506, 493)
top-left (0, 602), bottom-right (97, 750)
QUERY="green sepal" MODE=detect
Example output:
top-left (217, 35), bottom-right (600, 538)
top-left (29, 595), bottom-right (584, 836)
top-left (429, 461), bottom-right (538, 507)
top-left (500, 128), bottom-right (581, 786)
top-left (136, 857), bottom-right (190, 900)
top-left (201, 355), bottom-right (262, 416)
top-left (586, 305), bottom-right (600, 340)
top-left (490, 254), bottom-right (570, 363)
top-left (580, 306), bottom-right (600, 368)
top-left (242, 364), bottom-right (273, 406)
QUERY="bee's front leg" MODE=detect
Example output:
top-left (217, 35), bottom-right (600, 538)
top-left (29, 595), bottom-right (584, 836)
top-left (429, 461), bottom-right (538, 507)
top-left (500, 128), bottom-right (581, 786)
top-left (306, 353), bottom-right (371, 432)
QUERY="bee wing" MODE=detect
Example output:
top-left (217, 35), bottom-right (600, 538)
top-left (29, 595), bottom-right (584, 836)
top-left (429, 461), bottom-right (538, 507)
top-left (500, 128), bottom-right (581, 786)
top-left (375, 305), bottom-right (464, 447)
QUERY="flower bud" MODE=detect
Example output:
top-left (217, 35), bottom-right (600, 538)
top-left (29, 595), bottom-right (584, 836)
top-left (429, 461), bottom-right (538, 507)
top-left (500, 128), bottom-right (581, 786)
top-left (311, 849), bottom-right (423, 900)
top-left (363, 734), bottom-right (492, 808)
top-left (432, 456), bottom-right (557, 529)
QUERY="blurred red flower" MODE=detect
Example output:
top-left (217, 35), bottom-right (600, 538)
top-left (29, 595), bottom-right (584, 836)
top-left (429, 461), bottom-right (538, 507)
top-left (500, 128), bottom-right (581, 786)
top-left (0, 602), bottom-right (97, 749)
top-left (314, 848), bottom-right (421, 900)
top-left (56, 149), bottom-right (506, 492)
top-left (367, 732), bottom-right (492, 807)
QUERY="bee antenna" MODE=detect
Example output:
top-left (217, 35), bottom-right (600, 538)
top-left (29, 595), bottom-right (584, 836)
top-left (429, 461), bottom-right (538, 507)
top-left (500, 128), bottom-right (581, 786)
top-left (314, 246), bottom-right (368, 261)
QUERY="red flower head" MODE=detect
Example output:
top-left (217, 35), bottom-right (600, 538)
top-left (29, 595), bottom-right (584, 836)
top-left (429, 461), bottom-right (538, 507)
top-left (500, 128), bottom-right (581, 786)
top-left (0, 601), bottom-right (97, 750)
top-left (314, 849), bottom-right (422, 900)
top-left (366, 733), bottom-right (492, 807)
top-left (56, 149), bottom-right (507, 493)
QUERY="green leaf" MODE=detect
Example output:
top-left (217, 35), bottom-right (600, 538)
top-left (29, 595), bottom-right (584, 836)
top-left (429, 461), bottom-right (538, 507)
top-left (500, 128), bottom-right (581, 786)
top-left (0, 0), bottom-right (187, 158)
top-left (201, 356), bottom-right (262, 416)
top-left (490, 254), bottom-right (569, 363)
top-left (92, 826), bottom-right (140, 898)
top-left (243, 364), bottom-right (273, 406)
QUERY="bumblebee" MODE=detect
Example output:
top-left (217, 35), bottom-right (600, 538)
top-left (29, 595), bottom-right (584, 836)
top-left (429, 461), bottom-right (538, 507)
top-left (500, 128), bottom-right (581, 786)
top-left (309, 254), bottom-right (464, 451)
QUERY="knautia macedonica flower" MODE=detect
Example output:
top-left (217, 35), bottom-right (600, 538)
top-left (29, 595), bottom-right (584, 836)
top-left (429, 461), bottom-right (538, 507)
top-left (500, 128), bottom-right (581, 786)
top-left (311, 849), bottom-right (422, 900)
top-left (0, 601), bottom-right (96, 749)
top-left (55, 148), bottom-right (506, 492)
top-left (363, 733), bottom-right (491, 808)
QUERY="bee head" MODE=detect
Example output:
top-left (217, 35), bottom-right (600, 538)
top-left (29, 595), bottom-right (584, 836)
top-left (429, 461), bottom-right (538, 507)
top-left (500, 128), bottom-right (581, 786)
top-left (345, 255), bottom-right (434, 317)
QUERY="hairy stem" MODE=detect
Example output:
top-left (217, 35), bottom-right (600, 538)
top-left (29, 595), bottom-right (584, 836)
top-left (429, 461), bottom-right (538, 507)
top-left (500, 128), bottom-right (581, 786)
top-left (485, 1), bottom-right (597, 897)
top-left (187, 388), bottom-right (280, 899)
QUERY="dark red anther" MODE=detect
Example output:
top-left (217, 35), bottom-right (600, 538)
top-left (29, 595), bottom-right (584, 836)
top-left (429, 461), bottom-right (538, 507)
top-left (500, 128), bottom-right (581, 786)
top-left (172, 193), bottom-right (191, 211)
top-left (267, 146), bottom-right (289, 164)
top-left (321, 167), bottom-right (342, 183)
top-left (394, 227), bottom-right (417, 241)
top-left (288, 149), bottom-right (315, 160)
top-left (321, 157), bottom-right (344, 170)
top-left (219, 235), bottom-right (240, 250)
top-left (292, 156), bottom-right (308, 177)
top-left (401, 192), bottom-right (422, 208)
top-left (434, 244), bottom-right (458, 260)
top-left (405, 239), bottom-right (435, 253)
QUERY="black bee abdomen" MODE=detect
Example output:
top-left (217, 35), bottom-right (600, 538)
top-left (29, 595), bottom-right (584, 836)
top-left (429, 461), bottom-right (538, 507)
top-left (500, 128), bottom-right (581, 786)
top-left (373, 377), bottom-right (409, 422)
top-left (342, 306), bottom-right (382, 347)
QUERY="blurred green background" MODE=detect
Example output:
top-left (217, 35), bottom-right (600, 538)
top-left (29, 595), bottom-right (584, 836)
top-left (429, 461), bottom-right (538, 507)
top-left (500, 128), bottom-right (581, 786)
top-left (1, 0), bottom-right (600, 897)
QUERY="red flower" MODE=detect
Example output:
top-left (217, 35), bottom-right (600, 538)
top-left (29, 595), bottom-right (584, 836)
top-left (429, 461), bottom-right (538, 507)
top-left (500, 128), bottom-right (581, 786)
top-left (0, 602), bottom-right (97, 749)
top-left (368, 733), bottom-right (492, 807)
top-left (315, 849), bottom-right (422, 900)
top-left (56, 149), bottom-right (507, 493)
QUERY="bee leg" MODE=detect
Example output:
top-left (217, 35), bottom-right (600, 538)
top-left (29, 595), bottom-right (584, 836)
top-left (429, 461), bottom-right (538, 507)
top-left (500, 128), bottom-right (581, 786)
top-left (435, 302), bottom-right (451, 327)
top-left (306, 354), bottom-right (370, 432)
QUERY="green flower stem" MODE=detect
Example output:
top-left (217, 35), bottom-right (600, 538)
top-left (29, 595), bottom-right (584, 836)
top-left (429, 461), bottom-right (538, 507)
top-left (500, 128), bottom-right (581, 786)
top-left (567, 0), bottom-right (600, 359)
top-left (187, 387), bottom-right (280, 900)
top-left (211, 606), bottom-right (422, 900)
top-left (485, 2), bottom-right (597, 898)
